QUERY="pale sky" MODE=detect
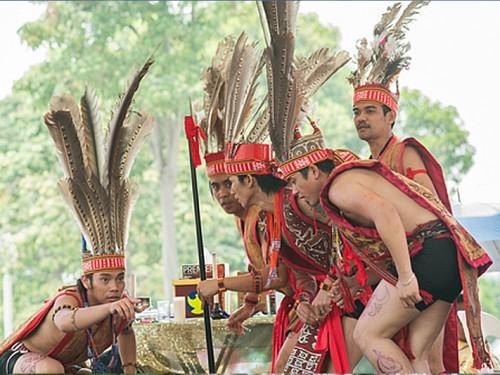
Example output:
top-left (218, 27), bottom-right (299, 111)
top-left (1, 1), bottom-right (499, 204)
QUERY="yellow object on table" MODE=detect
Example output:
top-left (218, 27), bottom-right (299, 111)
top-left (135, 315), bottom-right (274, 374)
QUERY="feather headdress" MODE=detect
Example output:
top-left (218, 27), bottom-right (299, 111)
top-left (222, 32), bottom-right (274, 176)
top-left (259, 0), bottom-right (350, 167)
top-left (44, 57), bottom-right (154, 274)
top-left (199, 36), bottom-right (235, 176)
top-left (349, 1), bottom-right (429, 113)
top-left (200, 36), bottom-right (235, 156)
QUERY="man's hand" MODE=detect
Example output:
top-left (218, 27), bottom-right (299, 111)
top-left (311, 289), bottom-right (333, 319)
top-left (227, 304), bottom-right (255, 336)
top-left (196, 279), bottom-right (219, 303)
top-left (109, 297), bottom-right (141, 321)
top-left (296, 301), bottom-right (320, 326)
top-left (397, 273), bottom-right (422, 308)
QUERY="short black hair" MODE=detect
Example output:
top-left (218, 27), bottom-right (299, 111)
top-left (238, 174), bottom-right (287, 194)
top-left (382, 104), bottom-right (396, 129)
top-left (298, 159), bottom-right (335, 178)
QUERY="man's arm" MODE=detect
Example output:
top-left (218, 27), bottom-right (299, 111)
top-left (329, 179), bottom-right (422, 307)
top-left (402, 145), bottom-right (438, 196)
top-left (197, 264), bottom-right (288, 302)
top-left (118, 324), bottom-right (137, 374)
top-left (53, 295), bottom-right (140, 333)
top-left (293, 269), bottom-right (321, 325)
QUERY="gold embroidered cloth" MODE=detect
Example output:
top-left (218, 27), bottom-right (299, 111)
top-left (135, 316), bottom-right (274, 374)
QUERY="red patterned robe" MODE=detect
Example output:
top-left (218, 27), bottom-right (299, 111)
top-left (235, 204), bottom-right (296, 371)
top-left (278, 187), bottom-right (352, 373)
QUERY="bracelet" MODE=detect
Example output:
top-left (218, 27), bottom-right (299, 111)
top-left (319, 282), bottom-right (333, 292)
top-left (217, 278), bottom-right (226, 292)
top-left (70, 307), bottom-right (80, 332)
top-left (52, 304), bottom-right (75, 322)
top-left (122, 362), bottom-right (137, 369)
top-left (252, 271), bottom-right (262, 294)
top-left (398, 273), bottom-right (416, 287)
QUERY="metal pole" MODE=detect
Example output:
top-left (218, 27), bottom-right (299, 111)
top-left (184, 115), bottom-right (216, 373)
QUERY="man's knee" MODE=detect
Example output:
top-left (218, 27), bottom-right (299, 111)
top-left (411, 346), bottom-right (430, 363)
top-left (353, 323), bottom-right (369, 351)
top-left (36, 358), bottom-right (64, 374)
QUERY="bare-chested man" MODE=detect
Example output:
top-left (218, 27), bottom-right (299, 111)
top-left (0, 58), bottom-right (154, 374)
top-left (288, 157), bottom-right (492, 372)
top-left (0, 271), bottom-right (146, 373)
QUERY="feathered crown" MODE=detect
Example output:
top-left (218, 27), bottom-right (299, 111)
top-left (349, 1), bottom-right (429, 113)
top-left (223, 32), bottom-right (273, 176)
top-left (199, 36), bottom-right (235, 177)
top-left (44, 58), bottom-right (154, 274)
top-left (259, 0), bottom-right (350, 177)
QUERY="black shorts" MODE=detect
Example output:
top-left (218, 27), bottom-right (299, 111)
top-left (0, 343), bottom-right (28, 374)
top-left (344, 299), bottom-right (366, 320)
top-left (390, 236), bottom-right (462, 311)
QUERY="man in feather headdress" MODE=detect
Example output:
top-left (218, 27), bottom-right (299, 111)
top-left (286, 151), bottom-right (493, 372)
top-left (348, 2), bottom-right (459, 372)
top-left (197, 35), bottom-right (274, 334)
top-left (196, 31), bottom-right (301, 372)
top-left (0, 59), bottom-right (154, 374)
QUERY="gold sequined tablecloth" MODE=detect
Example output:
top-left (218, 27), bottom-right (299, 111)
top-left (135, 316), bottom-right (274, 374)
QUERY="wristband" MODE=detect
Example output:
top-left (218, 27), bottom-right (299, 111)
top-left (319, 281), bottom-right (333, 292)
top-left (398, 273), bottom-right (416, 287)
top-left (217, 278), bottom-right (226, 292)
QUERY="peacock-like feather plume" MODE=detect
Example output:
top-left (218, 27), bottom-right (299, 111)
top-left (44, 57), bottom-right (154, 255)
top-left (348, 0), bottom-right (429, 89)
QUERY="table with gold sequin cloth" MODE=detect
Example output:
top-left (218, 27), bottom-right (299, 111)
top-left (135, 315), bottom-right (274, 373)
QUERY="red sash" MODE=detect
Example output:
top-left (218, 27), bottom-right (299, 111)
top-left (0, 288), bottom-right (82, 356)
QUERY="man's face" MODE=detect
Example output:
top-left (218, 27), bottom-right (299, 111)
top-left (288, 168), bottom-right (323, 207)
top-left (84, 270), bottom-right (125, 305)
top-left (209, 173), bottom-right (244, 215)
top-left (352, 101), bottom-right (395, 142)
top-left (229, 175), bottom-right (254, 208)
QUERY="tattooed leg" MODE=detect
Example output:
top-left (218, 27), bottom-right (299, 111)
top-left (353, 280), bottom-right (419, 373)
top-left (14, 353), bottom-right (64, 374)
top-left (373, 349), bottom-right (404, 373)
top-left (364, 283), bottom-right (390, 317)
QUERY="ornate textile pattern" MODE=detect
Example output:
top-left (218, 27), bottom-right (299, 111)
top-left (282, 191), bottom-right (332, 269)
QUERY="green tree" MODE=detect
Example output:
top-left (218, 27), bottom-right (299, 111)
top-left (398, 88), bottom-right (475, 189)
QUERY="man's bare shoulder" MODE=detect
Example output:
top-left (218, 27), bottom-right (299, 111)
top-left (329, 170), bottom-right (362, 204)
top-left (402, 144), bottom-right (426, 167)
